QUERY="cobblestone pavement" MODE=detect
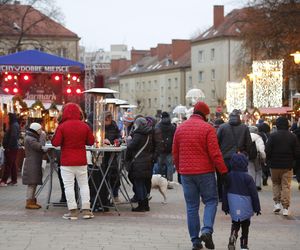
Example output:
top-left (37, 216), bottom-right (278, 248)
top-left (0, 168), bottom-right (300, 250)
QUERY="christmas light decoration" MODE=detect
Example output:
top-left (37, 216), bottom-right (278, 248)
top-left (226, 81), bottom-right (247, 113)
top-left (252, 59), bottom-right (283, 108)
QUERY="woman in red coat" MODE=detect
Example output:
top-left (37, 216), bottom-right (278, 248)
top-left (52, 103), bottom-right (94, 220)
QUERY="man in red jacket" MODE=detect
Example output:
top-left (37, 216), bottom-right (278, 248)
top-left (52, 103), bottom-right (95, 220)
top-left (172, 101), bottom-right (228, 250)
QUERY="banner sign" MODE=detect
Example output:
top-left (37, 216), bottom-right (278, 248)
top-left (0, 65), bottom-right (70, 73)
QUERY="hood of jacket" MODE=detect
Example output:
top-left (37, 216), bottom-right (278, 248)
top-left (26, 129), bottom-right (40, 139)
top-left (276, 116), bottom-right (289, 130)
top-left (229, 114), bottom-right (241, 126)
top-left (61, 103), bottom-right (81, 123)
top-left (230, 153), bottom-right (249, 172)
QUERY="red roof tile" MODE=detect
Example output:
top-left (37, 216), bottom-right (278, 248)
top-left (0, 4), bottom-right (79, 38)
top-left (192, 8), bottom-right (249, 43)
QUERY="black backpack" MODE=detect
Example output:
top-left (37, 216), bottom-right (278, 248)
top-left (248, 141), bottom-right (258, 160)
top-left (160, 125), bottom-right (176, 154)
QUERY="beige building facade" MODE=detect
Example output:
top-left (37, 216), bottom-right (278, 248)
top-left (120, 67), bottom-right (191, 116)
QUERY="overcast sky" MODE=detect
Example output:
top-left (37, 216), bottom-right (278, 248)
top-left (55, 0), bottom-right (246, 52)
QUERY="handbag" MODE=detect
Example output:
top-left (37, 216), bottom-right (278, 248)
top-left (125, 135), bottom-right (150, 171)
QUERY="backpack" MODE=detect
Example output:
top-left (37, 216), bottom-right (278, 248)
top-left (248, 141), bottom-right (258, 160)
top-left (160, 125), bottom-right (176, 154)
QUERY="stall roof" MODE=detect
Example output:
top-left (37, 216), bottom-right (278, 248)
top-left (259, 107), bottom-right (292, 115)
top-left (0, 50), bottom-right (84, 71)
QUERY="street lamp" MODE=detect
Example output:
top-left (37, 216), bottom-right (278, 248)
top-left (290, 51), bottom-right (300, 64)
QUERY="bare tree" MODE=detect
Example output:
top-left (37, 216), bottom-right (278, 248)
top-left (233, 0), bottom-right (300, 104)
top-left (0, 0), bottom-right (64, 53)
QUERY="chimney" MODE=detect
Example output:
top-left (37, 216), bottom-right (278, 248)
top-left (157, 44), bottom-right (172, 61)
top-left (150, 47), bottom-right (157, 57)
top-left (213, 5), bottom-right (224, 28)
top-left (131, 50), bottom-right (149, 65)
top-left (171, 39), bottom-right (191, 62)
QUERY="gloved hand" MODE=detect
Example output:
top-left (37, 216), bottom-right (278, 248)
top-left (256, 211), bottom-right (261, 216)
top-left (221, 172), bottom-right (229, 187)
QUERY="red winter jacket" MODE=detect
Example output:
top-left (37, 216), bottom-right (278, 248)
top-left (172, 114), bottom-right (227, 175)
top-left (51, 103), bottom-right (94, 166)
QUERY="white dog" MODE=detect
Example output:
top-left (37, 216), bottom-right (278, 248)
top-left (151, 174), bottom-right (179, 204)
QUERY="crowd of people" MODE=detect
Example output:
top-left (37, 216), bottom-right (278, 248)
top-left (0, 100), bottom-right (300, 250)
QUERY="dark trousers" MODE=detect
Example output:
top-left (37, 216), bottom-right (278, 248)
top-left (2, 149), bottom-right (18, 183)
top-left (134, 178), bottom-right (147, 201)
top-left (231, 219), bottom-right (250, 240)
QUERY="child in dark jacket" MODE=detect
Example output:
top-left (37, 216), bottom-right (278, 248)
top-left (222, 153), bottom-right (261, 250)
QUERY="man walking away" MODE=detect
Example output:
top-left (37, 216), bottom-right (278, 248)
top-left (266, 116), bottom-right (300, 216)
top-left (154, 112), bottom-right (176, 188)
top-left (173, 101), bottom-right (228, 250)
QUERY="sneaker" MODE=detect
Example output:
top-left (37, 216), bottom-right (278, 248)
top-left (228, 234), bottom-right (237, 250)
top-left (192, 242), bottom-right (203, 250)
top-left (200, 233), bottom-right (215, 249)
top-left (7, 181), bottom-right (17, 186)
top-left (62, 209), bottom-right (78, 220)
top-left (0, 181), bottom-right (7, 187)
top-left (82, 209), bottom-right (94, 219)
top-left (273, 203), bottom-right (281, 213)
top-left (282, 208), bottom-right (289, 216)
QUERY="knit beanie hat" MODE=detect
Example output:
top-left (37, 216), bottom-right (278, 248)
top-left (30, 122), bottom-right (42, 132)
top-left (230, 153), bottom-right (249, 171)
top-left (123, 112), bottom-right (135, 123)
top-left (134, 117), bottom-right (147, 131)
top-left (193, 101), bottom-right (210, 116)
top-left (161, 112), bottom-right (170, 118)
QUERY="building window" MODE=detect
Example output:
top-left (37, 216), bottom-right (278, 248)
top-left (211, 48), bottom-right (215, 61)
top-left (154, 80), bottom-right (158, 89)
top-left (174, 96), bottom-right (178, 106)
top-left (57, 48), bottom-right (67, 58)
top-left (154, 98), bottom-right (158, 107)
top-left (198, 71), bottom-right (204, 82)
top-left (188, 76), bottom-right (193, 89)
top-left (148, 81), bottom-right (151, 90)
top-left (198, 50), bottom-right (204, 63)
top-left (148, 98), bottom-right (151, 108)
top-left (211, 69), bottom-right (215, 81)
top-left (142, 81), bottom-right (145, 91)
top-left (175, 78), bottom-right (178, 88)
top-left (168, 96), bottom-right (171, 104)
top-left (168, 79), bottom-right (171, 89)
top-left (211, 89), bottom-right (216, 99)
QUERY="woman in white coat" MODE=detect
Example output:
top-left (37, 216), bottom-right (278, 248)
top-left (248, 126), bottom-right (266, 190)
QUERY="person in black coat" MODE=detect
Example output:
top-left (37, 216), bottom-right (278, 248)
top-left (1, 113), bottom-right (20, 186)
top-left (266, 116), bottom-right (300, 216)
top-left (126, 117), bottom-right (153, 212)
top-left (292, 121), bottom-right (300, 190)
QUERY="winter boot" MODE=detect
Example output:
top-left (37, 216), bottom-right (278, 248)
top-left (144, 199), bottom-right (150, 212)
top-left (33, 198), bottom-right (42, 208)
top-left (227, 231), bottom-right (237, 250)
top-left (240, 237), bottom-right (249, 250)
top-left (200, 233), bottom-right (215, 249)
top-left (25, 199), bottom-right (41, 209)
top-left (132, 200), bottom-right (146, 212)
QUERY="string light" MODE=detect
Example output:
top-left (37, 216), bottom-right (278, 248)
top-left (252, 59), bottom-right (283, 108)
top-left (226, 81), bottom-right (247, 113)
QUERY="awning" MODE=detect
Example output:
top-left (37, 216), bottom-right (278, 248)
top-left (259, 107), bottom-right (292, 115)
top-left (0, 50), bottom-right (84, 73)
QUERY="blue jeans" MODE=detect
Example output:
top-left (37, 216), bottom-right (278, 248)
top-left (157, 154), bottom-right (175, 181)
top-left (181, 173), bottom-right (218, 245)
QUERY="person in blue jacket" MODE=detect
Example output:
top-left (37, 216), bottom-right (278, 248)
top-left (222, 153), bottom-right (261, 250)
